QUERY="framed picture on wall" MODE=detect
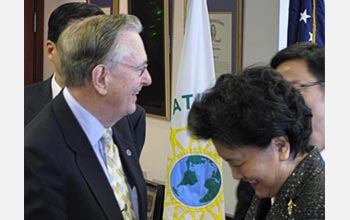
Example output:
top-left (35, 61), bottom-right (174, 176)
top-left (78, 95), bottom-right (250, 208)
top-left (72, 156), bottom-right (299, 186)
top-left (87, 0), bottom-right (118, 15)
top-left (207, 0), bottom-right (243, 78)
top-left (146, 180), bottom-right (165, 220)
top-left (128, 0), bottom-right (171, 120)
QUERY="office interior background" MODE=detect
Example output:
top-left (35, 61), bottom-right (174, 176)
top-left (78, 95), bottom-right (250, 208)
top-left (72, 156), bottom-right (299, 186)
top-left (26, 0), bottom-right (293, 215)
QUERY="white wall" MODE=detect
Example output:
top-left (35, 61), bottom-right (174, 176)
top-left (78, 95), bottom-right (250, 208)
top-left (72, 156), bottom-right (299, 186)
top-left (43, 0), bottom-right (281, 215)
top-left (242, 0), bottom-right (279, 67)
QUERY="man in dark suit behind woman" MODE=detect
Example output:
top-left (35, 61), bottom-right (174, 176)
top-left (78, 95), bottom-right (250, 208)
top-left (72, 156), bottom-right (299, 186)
top-left (24, 13), bottom-right (152, 220)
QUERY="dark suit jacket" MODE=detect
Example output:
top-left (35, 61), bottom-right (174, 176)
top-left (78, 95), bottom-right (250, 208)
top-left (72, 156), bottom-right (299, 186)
top-left (25, 92), bottom-right (147, 220)
top-left (24, 76), bottom-right (53, 126)
top-left (233, 180), bottom-right (255, 220)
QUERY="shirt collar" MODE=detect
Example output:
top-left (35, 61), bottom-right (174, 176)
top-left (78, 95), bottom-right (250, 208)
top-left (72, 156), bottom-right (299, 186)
top-left (51, 73), bottom-right (62, 99)
top-left (63, 88), bottom-right (106, 146)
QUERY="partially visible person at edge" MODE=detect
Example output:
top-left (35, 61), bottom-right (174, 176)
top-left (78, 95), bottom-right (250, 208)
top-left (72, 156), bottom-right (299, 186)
top-left (25, 2), bottom-right (104, 126)
top-left (187, 65), bottom-right (325, 220)
top-left (24, 2), bottom-right (147, 151)
top-left (233, 42), bottom-right (325, 220)
top-left (25, 14), bottom-right (152, 220)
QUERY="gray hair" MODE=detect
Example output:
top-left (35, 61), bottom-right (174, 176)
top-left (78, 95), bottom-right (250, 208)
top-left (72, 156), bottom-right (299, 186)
top-left (56, 14), bottom-right (142, 87)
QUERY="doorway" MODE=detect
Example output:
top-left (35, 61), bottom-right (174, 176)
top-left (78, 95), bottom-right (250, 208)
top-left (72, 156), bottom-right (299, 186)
top-left (24, 0), bottom-right (44, 85)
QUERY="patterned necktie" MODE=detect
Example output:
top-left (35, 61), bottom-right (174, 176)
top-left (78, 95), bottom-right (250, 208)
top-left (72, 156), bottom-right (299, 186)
top-left (101, 130), bottom-right (135, 220)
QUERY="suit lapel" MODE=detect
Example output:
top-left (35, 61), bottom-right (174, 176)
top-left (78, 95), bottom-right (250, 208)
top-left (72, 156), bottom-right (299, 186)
top-left (52, 93), bottom-right (123, 220)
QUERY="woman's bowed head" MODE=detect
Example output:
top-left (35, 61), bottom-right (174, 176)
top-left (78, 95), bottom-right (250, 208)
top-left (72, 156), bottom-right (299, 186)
top-left (187, 65), bottom-right (314, 199)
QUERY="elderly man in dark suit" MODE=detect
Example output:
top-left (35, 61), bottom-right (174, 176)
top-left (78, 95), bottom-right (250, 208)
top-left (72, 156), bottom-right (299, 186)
top-left (25, 13), bottom-right (152, 220)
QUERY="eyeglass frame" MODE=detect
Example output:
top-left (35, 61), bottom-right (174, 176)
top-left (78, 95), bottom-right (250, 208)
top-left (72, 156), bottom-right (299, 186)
top-left (115, 61), bottom-right (148, 77)
top-left (295, 81), bottom-right (324, 92)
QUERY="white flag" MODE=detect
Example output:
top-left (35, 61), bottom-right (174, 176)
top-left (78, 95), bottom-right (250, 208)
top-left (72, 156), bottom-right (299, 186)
top-left (162, 0), bottom-right (225, 219)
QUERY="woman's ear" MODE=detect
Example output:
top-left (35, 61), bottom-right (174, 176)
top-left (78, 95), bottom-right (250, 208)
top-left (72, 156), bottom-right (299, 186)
top-left (272, 136), bottom-right (290, 161)
top-left (91, 64), bottom-right (108, 95)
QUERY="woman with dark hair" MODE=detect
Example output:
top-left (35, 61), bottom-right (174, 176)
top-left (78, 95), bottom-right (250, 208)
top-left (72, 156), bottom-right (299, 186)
top-left (187, 65), bottom-right (325, 219)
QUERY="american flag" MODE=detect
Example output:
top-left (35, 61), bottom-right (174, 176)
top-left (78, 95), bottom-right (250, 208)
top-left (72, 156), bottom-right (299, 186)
top-left (288, 0), bottom-right (325, 46)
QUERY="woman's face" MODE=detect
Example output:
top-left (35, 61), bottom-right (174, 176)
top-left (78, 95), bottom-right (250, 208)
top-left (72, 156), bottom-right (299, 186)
top-left (213, 137), bottom-right (291, 198)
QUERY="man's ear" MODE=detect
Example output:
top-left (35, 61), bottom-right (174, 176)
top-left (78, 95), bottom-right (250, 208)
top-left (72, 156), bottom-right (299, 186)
top-left (272, 136), bottom-right (290, 161)
top-left (46, 40), bottom-right (55, 61)
top-left (91, 64), bottom-right (108, 95)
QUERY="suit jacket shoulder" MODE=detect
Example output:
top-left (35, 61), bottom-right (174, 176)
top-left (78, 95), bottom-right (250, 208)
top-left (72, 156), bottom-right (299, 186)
top-left (24, 76), bottom-right (53, 126)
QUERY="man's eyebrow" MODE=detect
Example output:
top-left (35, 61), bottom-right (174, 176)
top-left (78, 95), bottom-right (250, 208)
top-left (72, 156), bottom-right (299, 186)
top-left (288, 80), bottom-right (301, 84)
top-left (136, 60), bottom-right (148, 68)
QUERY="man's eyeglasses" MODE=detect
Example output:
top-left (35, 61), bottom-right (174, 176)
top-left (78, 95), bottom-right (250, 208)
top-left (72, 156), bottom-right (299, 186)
top-left (117, 62), bottom-right (148, 77)
top-left (295, 81), bottom-right (324, 92)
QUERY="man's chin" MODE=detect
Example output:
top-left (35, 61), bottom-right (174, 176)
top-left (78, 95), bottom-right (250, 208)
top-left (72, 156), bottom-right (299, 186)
top-left (126, 105), bottom-right (137, 115)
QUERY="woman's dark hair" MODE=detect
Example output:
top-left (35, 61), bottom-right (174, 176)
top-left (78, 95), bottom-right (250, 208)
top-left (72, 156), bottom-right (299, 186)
top-left (187, 65), bottom-right (312, 158)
